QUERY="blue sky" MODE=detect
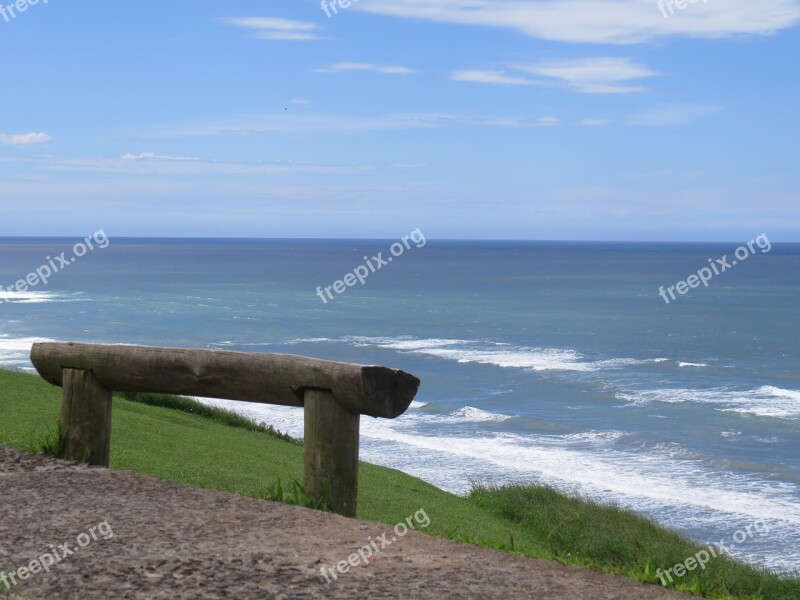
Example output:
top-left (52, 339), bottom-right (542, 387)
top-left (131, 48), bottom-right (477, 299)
top-left (1, 0), bottom-right (798, 240)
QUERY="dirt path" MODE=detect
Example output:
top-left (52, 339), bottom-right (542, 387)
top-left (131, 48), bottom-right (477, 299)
top-left (0, 446), bottom-right (691, 599)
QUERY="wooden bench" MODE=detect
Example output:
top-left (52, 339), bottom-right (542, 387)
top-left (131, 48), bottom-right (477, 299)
top-left (30, 342), bottom-right (420, 516)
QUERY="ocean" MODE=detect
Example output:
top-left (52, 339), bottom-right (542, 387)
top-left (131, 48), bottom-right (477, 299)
top-left (1, 237), bottom-right (798, 573)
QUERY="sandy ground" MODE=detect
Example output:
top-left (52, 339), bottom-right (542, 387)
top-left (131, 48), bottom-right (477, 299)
top-left (0, 446), bottom-right (692, 599)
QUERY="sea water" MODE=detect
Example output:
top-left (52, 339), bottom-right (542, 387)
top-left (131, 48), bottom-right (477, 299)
top-left (1, 237), bottom-right (798, 572)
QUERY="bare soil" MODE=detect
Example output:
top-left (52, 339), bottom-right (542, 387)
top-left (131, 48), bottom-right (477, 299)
top-left (0, 446), bottom-right (691, 599)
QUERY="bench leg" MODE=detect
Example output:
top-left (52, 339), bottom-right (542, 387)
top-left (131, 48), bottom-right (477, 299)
top-left (60, 368), bottom-right (113, 466)
top-left (303, 389), bottom-right (359, 517)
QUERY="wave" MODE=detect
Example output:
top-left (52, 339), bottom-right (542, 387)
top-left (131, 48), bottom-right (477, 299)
top-left (193, 395), bottom-right (800, 571)
top-left (436, 406), bottom-right (512, 423)
top-left (292, 336), bottom-right (668, 373)
top-left (192, 396), bottom-right (800, 526)
top-left (0, 335), bottom-right (54, 368)
top-left (250, 336), bottom-right (677, 374)
top-left (0, 290), bottom-right (87, 304)
top-left (0, 290), bottom-right (64, 304)
top-left (679, 362), bottom-right (709, 368)
top-left (618, 386), bottom-right (800, 420)
top-left (562, 430), bottom-right (626, 444)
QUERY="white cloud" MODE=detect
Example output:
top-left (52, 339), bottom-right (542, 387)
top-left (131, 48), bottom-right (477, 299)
top-left (354, 0), bottom-right (800, 44)
top-left (518, 57), bottom-right (657, 94)
top-left (454, 57), bottom-right (656, 93)
top-left (314, 62), bottom-right (416, 74)
top-left (630, 104), bottom-right (722, 125)
top-left (581, 118), bottom-right (612, 126)
top-left (121, 152), bottom-right (199, 161)
top-left (0, 132), bottom-right (52, 146)
top-left (223, 17), bottom-right (320, 41)
top-left (536, 116), bottom-right (561, 126)
top-left (48, 156), bottom-right (372, 176)
top-left (136, 113), bottom-right (531, 138)
top-left (451, 70), bottom-right (538, 86)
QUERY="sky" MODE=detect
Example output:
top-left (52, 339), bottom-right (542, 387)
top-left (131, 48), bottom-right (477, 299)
top-left (0, 0), bottom-right (798, 240)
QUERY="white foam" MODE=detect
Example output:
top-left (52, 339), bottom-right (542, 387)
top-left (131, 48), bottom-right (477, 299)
top-left (0, 335), bottom-right (54, 367)
top-left (423, 346), bottom-right (594, 371)
top-left (288, 335), bottom-right (672, 373)
top-left (409, 401), bottom-right (428, 408)
top-left (438, 406), bottom-right (512, 423)
top-left (563, 430), bottom-right (626, 444)
top-left (679, 362), bottom-right (709, 368)
top-left (344, 336), bottom-right (471, 351)
top-left (0, 290), bottom-right (62, 303)
top-left (759, 385), bottom-right (800, 402)
top-left (194, 396), bottom-right (800, 571)
top-left (193, 396), bottom-right (800, 525)
top-left (0, 335), bottom-right (53, 351)
top-left (328, 336), bottom-right (663, 373)
top-left (618, 386), bottom-right (800, 420)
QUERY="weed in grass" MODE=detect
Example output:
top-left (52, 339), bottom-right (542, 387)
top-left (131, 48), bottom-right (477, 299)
top-left (31, 420), bottom-right (66, 459)
top-left (262, 478), bottom-right (331, 512)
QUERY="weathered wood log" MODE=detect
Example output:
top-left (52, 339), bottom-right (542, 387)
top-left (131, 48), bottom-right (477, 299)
top-left (303, 388), bottom-right (360, 517)
top-left (30, 342), bottom-right (420, 516)
top-left (60, 368), bottom-right (113, 466)
top-left (31, 342), bottom-right (419, 418)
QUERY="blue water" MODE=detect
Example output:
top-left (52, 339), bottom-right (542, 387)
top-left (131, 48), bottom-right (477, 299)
top-left (1, 238), bottom-right (798, 573)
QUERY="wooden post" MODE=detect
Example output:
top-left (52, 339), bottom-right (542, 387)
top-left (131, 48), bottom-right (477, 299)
top-left (303, 389), bottom-right (360, 517)
top-left (60, 368), bottom-right (113, 466)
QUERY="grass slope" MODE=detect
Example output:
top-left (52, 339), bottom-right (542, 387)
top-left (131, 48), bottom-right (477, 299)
top-left (1, 369), bottom-right (797, 599)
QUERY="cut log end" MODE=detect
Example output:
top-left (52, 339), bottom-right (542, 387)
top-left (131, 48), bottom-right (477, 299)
top-left (359, 366), bottom-right (421, 419)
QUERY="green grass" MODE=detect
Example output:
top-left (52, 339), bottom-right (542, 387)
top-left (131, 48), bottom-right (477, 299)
top-left (1, 368), bottom-right (797, 599)
top-left (469, 484), bottom-right (798, 598)
top-left (114, 391), bottom-right (301, 445)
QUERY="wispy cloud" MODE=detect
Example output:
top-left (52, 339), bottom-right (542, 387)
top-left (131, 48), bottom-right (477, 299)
top-left (45, 156), bottom-right (374, 176)
top-left (354, 0), bottom-right (800, 44)
top-left (133, 113), bottom-right (533, 138)
top-left (454, 58), bottom-right (656, 94)
top-left (630, 104), bottom-right (722, 126)
top-left (452, 70), bottom-right (538, 86)
top-left (518, 57), bottom-right (657, 94)
top-left (581, 118), bottom-right (612, 126)
top-left (223, 17), bottom-right (320, 41)
top-left (121, 152), bottom-right (199, 161)
top-left (314, 62), bottom-right (416, 74)
top-left (0, 132), bottom-right (52, 146)
top-left (537, 116), bottom-right (561, 126)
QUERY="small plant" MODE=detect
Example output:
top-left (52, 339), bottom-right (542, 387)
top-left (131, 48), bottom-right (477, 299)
top-left (262, 478), bottom-right (331, 512)
top-left (32, 420), bottom-right (67, 459)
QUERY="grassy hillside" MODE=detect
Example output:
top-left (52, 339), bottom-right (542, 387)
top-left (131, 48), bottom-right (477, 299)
top-left (1, 368), bottom-right (797, 599)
